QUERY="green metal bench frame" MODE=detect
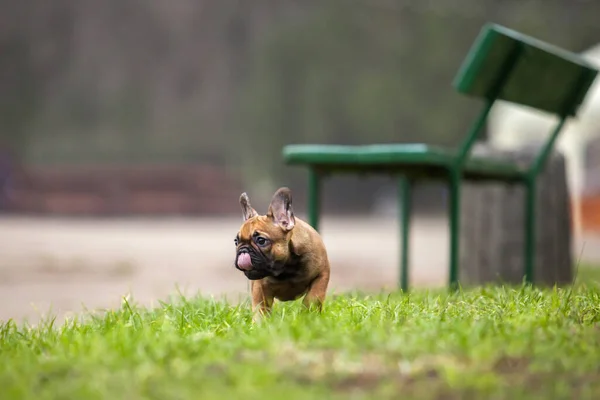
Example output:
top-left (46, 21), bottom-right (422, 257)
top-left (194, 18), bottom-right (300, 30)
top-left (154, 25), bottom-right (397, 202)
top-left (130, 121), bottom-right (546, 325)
top-left (283, 23), bottom-right (599, 290)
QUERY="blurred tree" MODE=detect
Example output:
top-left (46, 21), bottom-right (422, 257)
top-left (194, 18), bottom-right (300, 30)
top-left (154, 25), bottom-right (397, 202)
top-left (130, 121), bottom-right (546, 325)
top-left (0, 0), bottom-right (73, 157)
top-left (2, 0), bottom-right (600, 211)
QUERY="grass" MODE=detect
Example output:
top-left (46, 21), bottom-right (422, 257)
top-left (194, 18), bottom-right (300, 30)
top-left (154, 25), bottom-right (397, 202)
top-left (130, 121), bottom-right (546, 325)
top-left (1, 268), bottom-right (600, 400)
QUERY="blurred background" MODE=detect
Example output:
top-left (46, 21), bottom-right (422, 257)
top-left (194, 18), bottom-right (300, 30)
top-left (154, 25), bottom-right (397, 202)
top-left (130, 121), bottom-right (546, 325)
top-left (1, 0), bottom-right (600, 323)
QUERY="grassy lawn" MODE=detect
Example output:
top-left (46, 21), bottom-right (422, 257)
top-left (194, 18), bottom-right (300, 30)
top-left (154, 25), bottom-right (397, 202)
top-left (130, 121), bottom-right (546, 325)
top-left (1, 267), bottom-right (599, 400)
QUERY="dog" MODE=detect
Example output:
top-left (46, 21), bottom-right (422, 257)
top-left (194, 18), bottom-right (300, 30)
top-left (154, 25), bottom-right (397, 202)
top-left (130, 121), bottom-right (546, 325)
top-left (233, 187), bottom-right (330, 321)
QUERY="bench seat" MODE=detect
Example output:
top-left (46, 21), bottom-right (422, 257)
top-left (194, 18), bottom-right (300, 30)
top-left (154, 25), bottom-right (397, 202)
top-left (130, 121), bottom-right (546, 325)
top-left (283, 143), bottom-right (526, 181)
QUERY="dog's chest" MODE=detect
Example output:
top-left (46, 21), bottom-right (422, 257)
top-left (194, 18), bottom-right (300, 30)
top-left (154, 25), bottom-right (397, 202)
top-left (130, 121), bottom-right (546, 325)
top-left (266, 278), bottom-right (311, 302)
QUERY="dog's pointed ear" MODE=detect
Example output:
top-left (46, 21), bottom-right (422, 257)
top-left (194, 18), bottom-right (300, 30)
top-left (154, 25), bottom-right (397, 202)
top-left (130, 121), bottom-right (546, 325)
top-left (267, 187), bottom-right (295, 231)
top-left (240, 192), bottom-right (258, 221)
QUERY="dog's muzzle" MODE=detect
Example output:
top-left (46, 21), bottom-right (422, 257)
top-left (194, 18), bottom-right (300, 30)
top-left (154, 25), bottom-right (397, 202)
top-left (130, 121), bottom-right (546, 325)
top-left (235, 247), bottom-right (270, 280)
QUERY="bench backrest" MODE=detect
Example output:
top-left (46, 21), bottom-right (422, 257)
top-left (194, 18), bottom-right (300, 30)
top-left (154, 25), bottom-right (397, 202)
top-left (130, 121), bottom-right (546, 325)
top-left (451, 23), bottom-right (598, 171)
top-left (454, 23), bottom-right (597, 116)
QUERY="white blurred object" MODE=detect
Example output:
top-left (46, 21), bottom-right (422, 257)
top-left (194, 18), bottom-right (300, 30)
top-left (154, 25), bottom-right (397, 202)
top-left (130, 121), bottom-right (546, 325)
top-left (487, 42), bottom-right (600, 237)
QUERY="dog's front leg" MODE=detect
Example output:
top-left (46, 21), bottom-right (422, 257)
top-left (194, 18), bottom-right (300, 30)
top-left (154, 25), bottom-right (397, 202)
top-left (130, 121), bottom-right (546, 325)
top-left (251, 280), bottom-right (273, 322)
top-left (302, 271), bottom-right (330, 312)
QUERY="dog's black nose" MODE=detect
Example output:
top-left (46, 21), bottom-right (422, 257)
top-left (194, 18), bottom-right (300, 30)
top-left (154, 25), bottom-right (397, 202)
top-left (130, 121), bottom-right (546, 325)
top-left (237, 245), bottom-right (252, 254)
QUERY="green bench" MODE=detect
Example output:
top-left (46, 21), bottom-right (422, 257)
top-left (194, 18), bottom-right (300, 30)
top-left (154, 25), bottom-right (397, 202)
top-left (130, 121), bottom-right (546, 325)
top-left (282, 23), bottom-right (599, 290)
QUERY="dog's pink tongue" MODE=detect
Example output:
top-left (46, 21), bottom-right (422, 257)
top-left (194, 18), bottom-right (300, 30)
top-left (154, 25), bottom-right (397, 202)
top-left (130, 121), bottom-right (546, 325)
top-left (237, 253), bottom-right (252, 270)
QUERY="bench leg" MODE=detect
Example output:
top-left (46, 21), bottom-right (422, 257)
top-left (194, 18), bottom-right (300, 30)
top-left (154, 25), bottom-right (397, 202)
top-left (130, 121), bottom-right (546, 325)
top-left (308, 168), bottom-right (322, 232)
top-left (448, 173), bottom-right (461, 291)
top-left (399, 177), bottom-right (412, 292)
top-left (524, 178), bottom-right (536, 284)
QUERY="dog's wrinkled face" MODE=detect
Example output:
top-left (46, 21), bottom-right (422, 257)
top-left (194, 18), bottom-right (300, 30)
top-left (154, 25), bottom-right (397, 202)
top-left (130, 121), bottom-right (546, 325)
top-left (234, 188), bottom-right (296, 280)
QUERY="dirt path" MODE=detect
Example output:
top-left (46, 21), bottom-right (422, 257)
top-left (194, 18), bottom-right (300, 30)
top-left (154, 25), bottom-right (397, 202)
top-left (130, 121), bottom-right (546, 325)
top-left (0, 216), bottom-right (598, 323)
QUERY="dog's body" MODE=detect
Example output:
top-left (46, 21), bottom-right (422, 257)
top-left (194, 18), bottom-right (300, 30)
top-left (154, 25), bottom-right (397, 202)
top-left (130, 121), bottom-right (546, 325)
top-left (234, 187), bottom-right (330, 320)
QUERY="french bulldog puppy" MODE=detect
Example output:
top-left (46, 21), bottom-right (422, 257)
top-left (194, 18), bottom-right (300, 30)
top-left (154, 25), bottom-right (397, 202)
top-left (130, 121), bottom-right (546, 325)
top-left (234, 187), bottom-right (330, 321)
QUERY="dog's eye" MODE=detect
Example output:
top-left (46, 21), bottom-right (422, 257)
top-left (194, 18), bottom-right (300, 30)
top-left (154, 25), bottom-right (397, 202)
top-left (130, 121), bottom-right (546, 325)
top-left (255, 236), bottom-right (269, 247)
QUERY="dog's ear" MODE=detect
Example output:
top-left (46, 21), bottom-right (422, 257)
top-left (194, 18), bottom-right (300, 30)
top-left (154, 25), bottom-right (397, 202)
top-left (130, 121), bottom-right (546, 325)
top-left (240, 192), bottom-right (258, 221)
top-left (267, 187), bottom-right (295, 231)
